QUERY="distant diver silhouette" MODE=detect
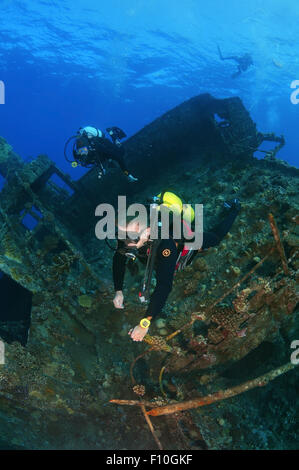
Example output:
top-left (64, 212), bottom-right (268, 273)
top-left (217, 45), bottom-right (253, 78)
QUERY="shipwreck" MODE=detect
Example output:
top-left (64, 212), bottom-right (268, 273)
top-left (0, 94), bottom-right (298, 450)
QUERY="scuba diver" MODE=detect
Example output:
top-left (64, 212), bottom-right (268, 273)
top-left (111, 191), bottom-right (241, 342)
top-left (64, 126), bottom-right (138, 182)
top-left (217, 45), bottom-right (253, 78)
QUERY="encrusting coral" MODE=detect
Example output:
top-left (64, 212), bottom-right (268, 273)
top-left (0, 94), bottom-right (298, 450)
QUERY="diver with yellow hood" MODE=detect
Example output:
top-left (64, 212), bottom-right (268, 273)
top-left (112, 191), bottom-right (240, 342)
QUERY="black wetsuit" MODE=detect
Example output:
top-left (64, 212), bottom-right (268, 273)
top-left (217, 46), bottom-right (253, 78)
top-left (113, 205), bottom-right (240, 319)
top-left (74, 134), bottom-right (129, 174)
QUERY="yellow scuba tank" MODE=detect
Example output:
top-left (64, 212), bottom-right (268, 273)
top-left (156, 191), bottom-right (195, 223)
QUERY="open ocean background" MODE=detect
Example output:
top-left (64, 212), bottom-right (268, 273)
top-left (0, 0), bottom-right (298, 184)
top-left (0, 1), bottom-right (298, 452)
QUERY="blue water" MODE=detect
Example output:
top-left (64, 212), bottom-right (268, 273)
top-left (0, 0), bottom-right (298, 180)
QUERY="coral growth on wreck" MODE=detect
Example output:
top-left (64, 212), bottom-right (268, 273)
top-left (0, 95), bottom-right (298, 450)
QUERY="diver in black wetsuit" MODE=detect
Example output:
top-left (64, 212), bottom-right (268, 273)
top-left (64, 126), bottom-right (138, 181)
top-left (217, 45), bottom-right (253, 78)
top-left (112, 197), bottom-right (241, 342)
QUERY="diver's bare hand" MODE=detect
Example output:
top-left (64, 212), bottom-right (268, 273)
top-left (113, 290), bottom-right (124, 309)
top-left (127, 228), bottom-right (150, 249)
top-left (128, 325), bottom-right (148, 342)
